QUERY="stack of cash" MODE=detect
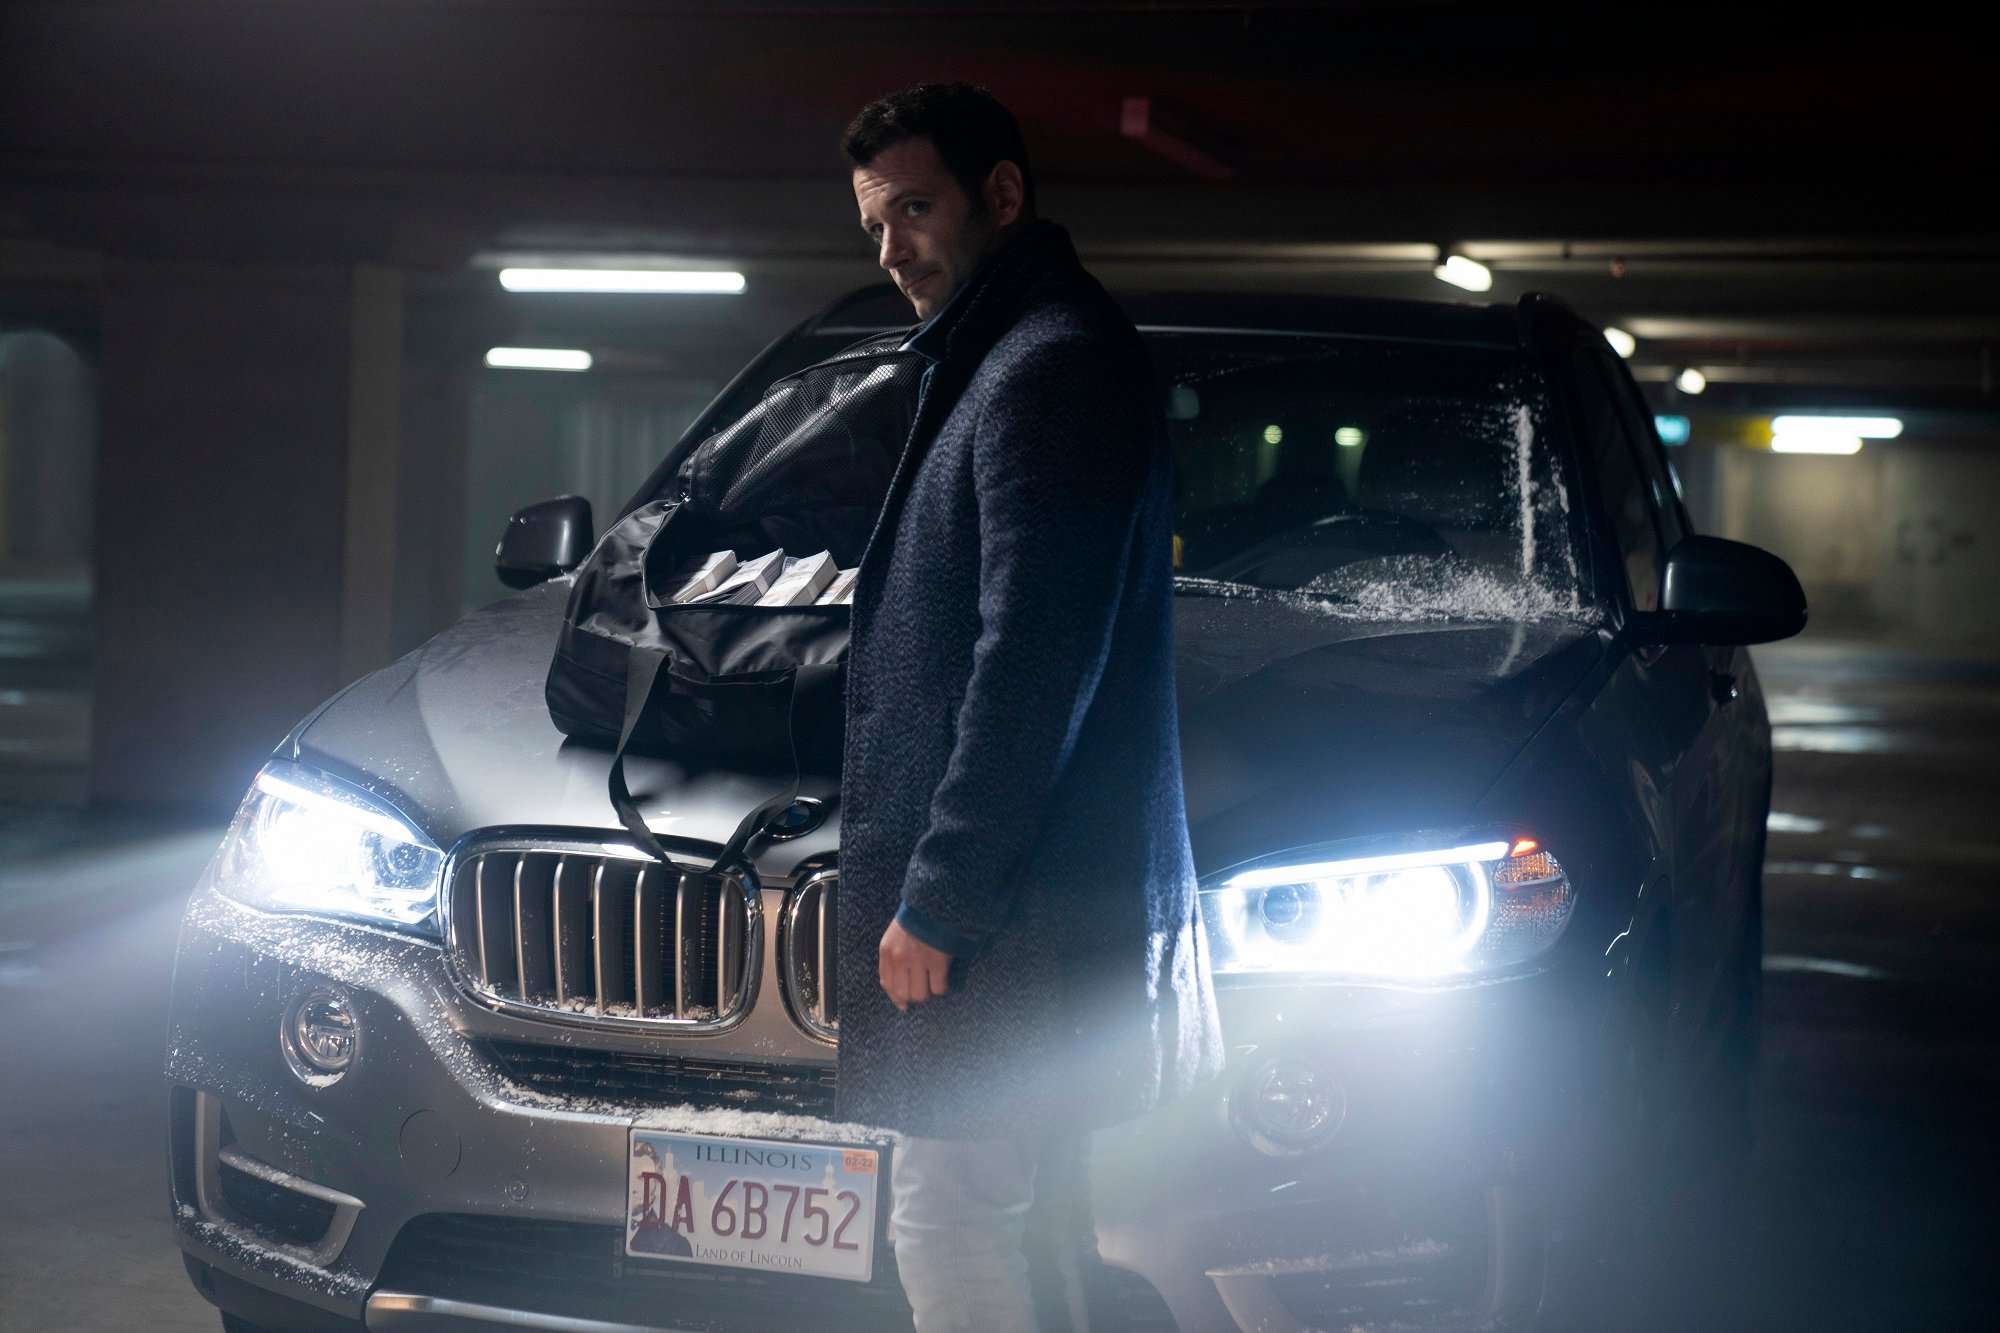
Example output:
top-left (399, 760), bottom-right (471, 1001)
top-left (667, 550), bottom-right (860, 606)
top-left (693, 550), bottom-right (786, 604)
top-left (820, 568), bottom-right (859, 605)
top-left (665, 550), bottom-right (738, 603)
top-left (759, 552), bottom-right (839, 605)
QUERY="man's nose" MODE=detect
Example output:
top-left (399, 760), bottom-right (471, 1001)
top-left (877, 226), bottom-right (911, 273)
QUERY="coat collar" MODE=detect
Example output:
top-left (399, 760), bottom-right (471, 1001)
top-left (850, 220), bottom-right (1082, 592)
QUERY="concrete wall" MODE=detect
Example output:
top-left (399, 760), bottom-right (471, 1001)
top-left (1874, 448), bottom-right (1999, 646)
top-left (1715, 448), bottom-right (1884, 630)
top-left (1696, 440), bottom-right (2000, 647)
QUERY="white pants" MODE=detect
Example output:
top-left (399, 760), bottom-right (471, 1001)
top-left (890, 1136), bottom-right (1041, 1333)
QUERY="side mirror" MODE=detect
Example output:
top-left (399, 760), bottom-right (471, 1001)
top-left (1640, 535), bottom-right (1807, 646)
top-left (496, 496), bottom-right (593, 589)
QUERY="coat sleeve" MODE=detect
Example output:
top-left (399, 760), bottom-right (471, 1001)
top-left (897, 332), bottom-right (1154, 952)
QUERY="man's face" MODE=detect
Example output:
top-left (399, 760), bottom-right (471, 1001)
top-left (853, 137), bottom-right (1005, 321)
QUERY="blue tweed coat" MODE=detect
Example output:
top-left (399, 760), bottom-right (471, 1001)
top-left (834, 221), bottom-right (1224, 1138)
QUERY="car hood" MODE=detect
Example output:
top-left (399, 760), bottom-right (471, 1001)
top-left (293, 581), bottom-right (1605, 876)
top-left (1170, 591), bottom-right (1605, 871)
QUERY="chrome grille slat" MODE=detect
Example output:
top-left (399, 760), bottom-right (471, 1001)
top-left (474, 858), bottom-right (517, 995)
top-left (781, 868), bottom-right (838, 1042)
top-left (591, 862), bottom-right (628, 1012)
top-left (552, 857), bottom-right (590, 1006)
top-left (815, 883), bottom-right (832, 1028)
top-left (446, 843), bottom-right (758, 1032)
top-left (633, 865), bottom-right (665, 1015)
top-left (513, 856), bottom-right (554, 1002)
top-left (472, 858), bottom-right (490, 978)
top-left (715, 878), bottom-right (737, 1013)
top-left (673, 871), bottom-right (692, 1015)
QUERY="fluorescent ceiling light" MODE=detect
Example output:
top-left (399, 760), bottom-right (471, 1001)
top-left (1770, 415), bottom-right (1903, 440)
top-left (1433, 255), bottom-right (1493, 292)
top-left (1675, 367), bottom-right (1707, 395)
top-left (1334, 426), bottom-right (1366, 448)
top-left (1772, 434), bottom-right (1863, 455)
top-left (498, 268), bottom-right (746, 294)
top-left (485, 347), bottom-right (592, 371)
top-left (1602, 326), bottom-right (1637, 358)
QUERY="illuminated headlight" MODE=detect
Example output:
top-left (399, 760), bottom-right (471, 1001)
top-left (1200, 837), bottom-right (1574, 980)
top-left (212, 760), bottom-right (444, 930)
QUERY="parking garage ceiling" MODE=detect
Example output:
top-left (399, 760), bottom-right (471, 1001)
top-left (1, 1), bottom-right (1993, 411)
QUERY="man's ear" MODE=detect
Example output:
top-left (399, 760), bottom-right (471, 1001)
top-left (983, 161), bottom-right (1027, 229)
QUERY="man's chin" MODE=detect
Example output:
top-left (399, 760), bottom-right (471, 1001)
top-left (904, 273), bottom-right (949, 321)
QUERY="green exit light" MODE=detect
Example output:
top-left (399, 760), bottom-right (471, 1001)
top-left (1654, 415), bottom-right (1691, 445)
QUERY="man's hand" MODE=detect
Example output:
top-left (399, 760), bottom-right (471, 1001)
top-left (879, 919), bottom-right (952, 1011)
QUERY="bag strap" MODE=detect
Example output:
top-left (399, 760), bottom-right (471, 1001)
top-left (706, 660), bottom-right (841, 872)
top-left (607, 646), bottom-right (674, 863)
top-left (608, 653), bottom-right (842, 874)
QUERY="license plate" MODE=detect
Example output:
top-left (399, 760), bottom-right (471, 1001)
top-left (625, 1129), bottom-right (882, 1283)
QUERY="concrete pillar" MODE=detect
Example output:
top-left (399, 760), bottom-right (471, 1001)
top-left (393, 286), bottom-right (475, 655)
top-left (0, 331), bottom-right (98, 570)
top-left (91, 259), bottom-right (443, 810)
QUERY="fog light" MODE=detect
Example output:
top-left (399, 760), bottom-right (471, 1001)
top-left (281, 985), bottom-right (358, 1087)
top-left (1231, 1057), bottom-right (1345, 1157)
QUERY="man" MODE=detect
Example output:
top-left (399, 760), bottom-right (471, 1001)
top-left (833, 83), bottom-right (1223, 1331)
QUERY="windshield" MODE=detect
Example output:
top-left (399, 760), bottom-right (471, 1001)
top-left (645, 326), bottom-right (1596, 626)
top-left (1153, 333), bottom-right (1591, 623)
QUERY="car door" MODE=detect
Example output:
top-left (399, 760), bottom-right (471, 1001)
top-left (1566, 339), bottom-right (1736, 1093)
top-left (1597, 344), bottom-right (1763, 1013)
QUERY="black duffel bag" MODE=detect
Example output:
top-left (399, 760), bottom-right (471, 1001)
top-left (546, 332), bottom-right (927, 868)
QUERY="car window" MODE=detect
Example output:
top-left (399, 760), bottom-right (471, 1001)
top-left (1152, 334), bottom-right (1592, 621)
top-left (1568, 342), bottom-right (1666, 612)
top-left (1593, 348), bottom-right (1688, 549)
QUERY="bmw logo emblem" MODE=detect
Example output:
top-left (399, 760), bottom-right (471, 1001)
top-left (763, 798), bottom-right (826, 839)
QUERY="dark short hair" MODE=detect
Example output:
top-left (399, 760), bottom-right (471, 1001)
top-left (841, 83), bottom-right (1036, 214)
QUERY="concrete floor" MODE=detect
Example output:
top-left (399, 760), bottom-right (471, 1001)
top-left (1, 634), bottom-right (1997, 1332)
top-left (0, 813), bottom-right (223, 1333)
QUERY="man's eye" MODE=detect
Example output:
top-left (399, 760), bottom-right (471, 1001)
top-left (906, 200), bottom-right (928, 217)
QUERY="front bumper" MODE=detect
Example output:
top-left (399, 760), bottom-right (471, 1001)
top-left (166, 875), bottom-right (1605, 1333)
